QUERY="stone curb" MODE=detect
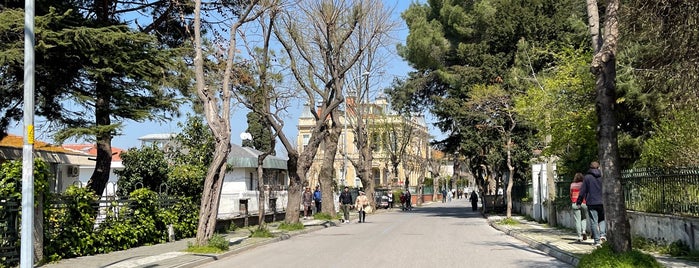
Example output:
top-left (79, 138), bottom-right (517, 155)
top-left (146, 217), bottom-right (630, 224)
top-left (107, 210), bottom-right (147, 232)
top-left (175, 221), bottom-right (332, 268)
top-left (487, 219), bottom-right (580, 267)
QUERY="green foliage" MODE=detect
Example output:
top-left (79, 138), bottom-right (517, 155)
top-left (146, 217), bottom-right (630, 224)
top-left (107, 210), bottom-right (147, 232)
top-left (114, 145), bottom-right (170, 197)
top-left (45, 186), bottom-right (98, 261)
top-left (167, 164), bottom-right (206, 199)
top-left (577, 243), bottom-right (663, 268)
top-left (277, 222), bottom-right (305, 231)
top-left (44, 187), bottom-right (199, 262)
top-left (637, 108), bottom-right (699, 167)
top-left (0, 159), bottom-right (51, 201)
top-left (169, 115), bottom-right (215, 168)
top-left (312, 212), bottom-right (333, 221)
top-left (513, 45), bottom-right (597, 174)
top-left (158, 197), bottom-right (199, 239)
top-left (207, 233), bottom-right (230, 251)
top-left (663, 240), bottom-right (691, 257)
top-left (186, 233), bottom-right (230, 254)
top-left (633, 236), bottom-right (699, 262)
top-left (242, 112), bottom-right (274, 154)
top-left (498, 217), bottom-right (519, 225)
top-left (249, 227), bottom-right (273, 238)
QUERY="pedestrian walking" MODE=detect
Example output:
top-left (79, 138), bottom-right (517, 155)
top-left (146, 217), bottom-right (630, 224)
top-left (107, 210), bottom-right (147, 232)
top-left (469, 191), bottom-right (478, 211)
top-left (338, 186), bottom-right (353, 223)
top-left (302, 186), bottom-right (313, 220)
top-left (355, 191), bottom-right (370, 223)
top-left (576, 161), bottom-right (606, 247)
top-left (404, 191), bottom-right (412, 210)
top-left (570, 173), bottom-right (589, 242)
top-left (387, 192), bottom-right (394, 209)
top-left (313, 186), bottom-right (322, 214)
top-left (441, 189), bottom-right (447, 203)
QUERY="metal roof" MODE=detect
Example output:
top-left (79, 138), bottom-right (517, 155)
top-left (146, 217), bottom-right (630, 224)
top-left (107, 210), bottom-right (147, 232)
top-left (227, 144), bottom-right (287, 170)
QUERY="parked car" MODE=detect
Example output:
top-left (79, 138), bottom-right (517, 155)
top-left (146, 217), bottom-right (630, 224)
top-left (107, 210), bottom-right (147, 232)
top-left (374, 189), bottom-right (390, 209)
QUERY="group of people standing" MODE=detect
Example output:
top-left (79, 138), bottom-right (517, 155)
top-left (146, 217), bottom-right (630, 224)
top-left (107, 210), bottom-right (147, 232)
top-left (302, 186), bottom-right (323, 220)
top-left (571, 161), bottom-right (606, 247)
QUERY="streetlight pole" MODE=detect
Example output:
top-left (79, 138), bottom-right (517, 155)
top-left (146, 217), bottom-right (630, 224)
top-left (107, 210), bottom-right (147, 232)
top-left (21, 0), bottom-right (36, 266)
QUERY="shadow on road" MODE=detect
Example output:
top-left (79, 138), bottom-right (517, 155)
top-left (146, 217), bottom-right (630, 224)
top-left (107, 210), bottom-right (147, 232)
top-left (390, 200), bottom-right (484, 220)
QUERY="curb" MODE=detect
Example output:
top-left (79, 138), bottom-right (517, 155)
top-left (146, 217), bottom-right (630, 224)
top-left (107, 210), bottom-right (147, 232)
top-left (176, 222), bottom-right (331, 268)
top-left (488, 220), bottom-right (580, 267)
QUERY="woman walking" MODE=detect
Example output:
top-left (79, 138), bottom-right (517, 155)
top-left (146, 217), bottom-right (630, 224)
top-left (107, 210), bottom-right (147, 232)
top-left (355, 191), bottom-right (370, 223)
top-left (570, 173), bottom-right (589, 242)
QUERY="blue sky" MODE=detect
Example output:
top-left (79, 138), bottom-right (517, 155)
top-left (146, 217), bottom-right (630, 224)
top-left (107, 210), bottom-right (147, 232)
top-left (10, 1), bottom-right (442, 151)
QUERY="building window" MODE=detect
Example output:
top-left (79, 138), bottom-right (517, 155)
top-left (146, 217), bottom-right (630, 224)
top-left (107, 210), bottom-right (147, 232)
top-left (302, 134), bottom-right (310, 146)
top-left (249, 172), bottom-right (254, 191)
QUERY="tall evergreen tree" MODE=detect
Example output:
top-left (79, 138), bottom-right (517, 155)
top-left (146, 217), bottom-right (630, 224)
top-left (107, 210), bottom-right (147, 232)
top-left (0, 1), bottom-right (190, 196)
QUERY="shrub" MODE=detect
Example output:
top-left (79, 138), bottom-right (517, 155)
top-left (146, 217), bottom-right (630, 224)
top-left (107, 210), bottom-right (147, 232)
top-left (277, 222), bottom-right (304, 231)
top-left (577, 244), bottom-right (663, 268)
top-left (498, 217), bottom-right (519, 225)
top-left (249, 227), bottom-right (273, 238)
top-left (45, 186), bottom-right (98, 261)
top-left (207, 233), bottom-right (230, 251)
top-left (186, 234), bottom-right (228, 254)
top-left (662, 240), bottom-right (691, 257)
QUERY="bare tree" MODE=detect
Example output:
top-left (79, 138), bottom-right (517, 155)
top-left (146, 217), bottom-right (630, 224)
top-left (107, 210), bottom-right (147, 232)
top-left (402, 139), bottom-right (428, 205)
top-left (427, 150), bottom-right (444, 201)
top-left (273, 0), bottom-right (394, 221)
top-left (191, 0), bottom-right (273, 245)
top-left (373, 112), bottom-right (417, 190)
top-left (586, 0), bottom-right (631, 253)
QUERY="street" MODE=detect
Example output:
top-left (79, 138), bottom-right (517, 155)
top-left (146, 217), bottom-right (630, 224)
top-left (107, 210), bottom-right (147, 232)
top-left (198, 198), bottom-right (571, 268)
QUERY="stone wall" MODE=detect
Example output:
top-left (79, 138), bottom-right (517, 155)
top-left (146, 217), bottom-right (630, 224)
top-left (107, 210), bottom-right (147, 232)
top-left (513, 201), bottom-right (698, 250)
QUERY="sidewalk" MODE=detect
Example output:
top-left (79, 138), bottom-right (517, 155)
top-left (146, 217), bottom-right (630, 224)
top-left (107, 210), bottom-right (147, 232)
top-left (38, 206), bottom-right (698, 268)
top-left (39, 218), bottom-right (341, 268)
top-left (487, 215), bottom-right (698, 268)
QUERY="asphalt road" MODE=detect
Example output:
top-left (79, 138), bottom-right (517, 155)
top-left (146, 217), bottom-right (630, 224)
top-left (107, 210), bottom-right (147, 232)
top-left (198, 198), bottom-right (572, 268)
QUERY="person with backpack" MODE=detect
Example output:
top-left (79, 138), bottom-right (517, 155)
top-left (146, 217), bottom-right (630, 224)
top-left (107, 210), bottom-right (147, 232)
top-left (576, 161), bottom-right (606, 247)
top-left (570, 172), bottom-right (589, 243)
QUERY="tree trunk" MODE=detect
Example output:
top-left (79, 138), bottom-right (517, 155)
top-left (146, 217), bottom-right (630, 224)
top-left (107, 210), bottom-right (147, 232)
top-left (506, 139), bottom-right (514, 218)
top-left (285, 153), bottom-right (303, 224)
top-left (546, 157), bottom-right (557, 226)
top-left (320, 124), bottom-right (341, 217)
top-left (587, 0), bottom-right (631, 253)
top-left (86, 92), bottom-right (113, 196)
top-left (195, 142), bottom-right (230, 245)
top-left (256, 160), bottom-right (266, 229)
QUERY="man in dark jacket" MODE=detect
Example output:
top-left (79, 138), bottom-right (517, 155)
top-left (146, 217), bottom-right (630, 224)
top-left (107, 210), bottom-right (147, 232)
top-left (338, 186), bottom-right (353, 223)
top-left (576, 161), bottom-right (606, 247)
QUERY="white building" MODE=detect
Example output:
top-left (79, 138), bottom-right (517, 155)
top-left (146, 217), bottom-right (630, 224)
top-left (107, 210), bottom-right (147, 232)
top-left (217, 144), bottom-right (289, 219)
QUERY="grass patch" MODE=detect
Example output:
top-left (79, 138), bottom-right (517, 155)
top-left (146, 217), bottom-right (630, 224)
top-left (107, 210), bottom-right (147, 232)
top-left (498, 217), bottom-right (519, 225)
top-left (249, 227), bottom-right (274, 238)
top-left (578, 243), bottom-right (663, 268)
top-left (313, 212), bottom-right (334, 221)
top-left (277, 222), bottom-right (305, 231)
top-left (186, 233), bottom-right (229, 253)
top-left (633, 236), bottom-right (699, 261)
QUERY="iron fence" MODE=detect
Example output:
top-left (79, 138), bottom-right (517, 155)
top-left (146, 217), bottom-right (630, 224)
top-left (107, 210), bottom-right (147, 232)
top-left (0, 198), bottom-right (20, 265)
top-left (622, 167), bottom-right (699, 217)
